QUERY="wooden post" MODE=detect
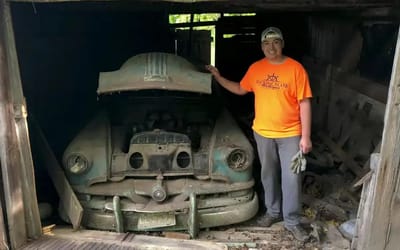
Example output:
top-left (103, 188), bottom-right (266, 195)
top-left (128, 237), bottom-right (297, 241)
top-left (355, 26), bottom-right (400, 250)
top-left (0, 184), bottom-right (9, 250)
top-left (3, 0), bottom-right (42, 239)
top-left (352, 153), bottom-right (379, 249)
top-left (0, 1), bottom-right (27, 249)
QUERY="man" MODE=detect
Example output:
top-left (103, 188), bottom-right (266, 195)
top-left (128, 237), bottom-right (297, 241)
top-left (206, 27), bottom-right (312, 241)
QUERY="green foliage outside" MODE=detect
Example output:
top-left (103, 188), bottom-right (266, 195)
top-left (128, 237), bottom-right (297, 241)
top-left (169, 13), bottom-right (256, 64)
top-left (169, 13), bottom-right (220, 24)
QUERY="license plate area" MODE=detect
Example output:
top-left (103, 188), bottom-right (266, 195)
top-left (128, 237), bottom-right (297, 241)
top-left (137, 213), bottom-right (176, 230)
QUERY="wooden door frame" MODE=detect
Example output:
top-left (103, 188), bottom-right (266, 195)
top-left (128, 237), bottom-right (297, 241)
top-left (355, 26), bottom-right (400, 250)
top-left (0, 0), bottom-right (42, 249)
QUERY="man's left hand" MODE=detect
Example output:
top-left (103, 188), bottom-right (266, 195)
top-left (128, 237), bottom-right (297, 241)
top-left (299, 137), bottom-right (312, 154)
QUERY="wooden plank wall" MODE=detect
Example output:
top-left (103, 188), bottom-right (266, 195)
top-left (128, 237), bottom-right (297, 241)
top-left (355, 26), bottom-right (400, 250)
top-left (304, 57), bottom-right (385, 146)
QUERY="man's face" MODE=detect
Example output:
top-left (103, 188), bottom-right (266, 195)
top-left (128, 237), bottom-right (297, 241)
top-left (261, 38), bottom-right (284, 62)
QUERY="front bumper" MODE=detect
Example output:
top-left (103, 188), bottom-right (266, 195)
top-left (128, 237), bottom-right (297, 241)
top-left (82, 192), bottom-right (258, 235)
top-left (72, 179), bottom-right (258, 237)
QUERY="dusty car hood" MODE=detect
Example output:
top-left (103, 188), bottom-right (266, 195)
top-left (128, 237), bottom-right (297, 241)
top-left (98, 52), bottom-right (212, 94)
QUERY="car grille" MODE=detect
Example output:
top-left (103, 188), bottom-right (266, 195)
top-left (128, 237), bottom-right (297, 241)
top-left (131, 131), bottom-right (190, 144)
top-left (111, 130), bottom-right (196, 176)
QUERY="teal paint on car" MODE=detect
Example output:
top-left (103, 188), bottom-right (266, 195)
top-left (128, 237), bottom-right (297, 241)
top-left (61, 52), bottom-right (258, 237)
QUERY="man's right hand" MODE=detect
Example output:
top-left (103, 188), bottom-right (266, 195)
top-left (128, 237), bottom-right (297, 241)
top-left (205, 65), bottom-right (221, 78)
top-left (205, 65), bottom-right (248, 96)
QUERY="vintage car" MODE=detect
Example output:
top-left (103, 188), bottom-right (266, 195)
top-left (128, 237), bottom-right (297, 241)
top-left (61, 52), bottom-right (258, 237)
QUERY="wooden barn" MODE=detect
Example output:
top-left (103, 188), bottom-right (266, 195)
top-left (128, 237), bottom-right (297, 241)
top-left (0, 0), bottom-right (399, 249)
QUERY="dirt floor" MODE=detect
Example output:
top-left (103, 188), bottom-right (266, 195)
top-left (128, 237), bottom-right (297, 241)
top-left (22, 217), bottom-right (351, 250)
top-left (196, 214), bottom-right (351, 250)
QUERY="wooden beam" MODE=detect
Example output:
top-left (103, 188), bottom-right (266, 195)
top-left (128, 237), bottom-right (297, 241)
top-left (304, 57), bottom-right (388, 105)
top-left (356, 26), bottom-right (400, 250)
top-left (3, 0), bottom-right (42, 239)
top-left (332, 69), bottom-right (388, 103)
top-left (0, 0), bottom-right (27, 248)
top-left (31, 121), bottom-right (83, 231)
top-left (5, 0), bottom-right (394, 10)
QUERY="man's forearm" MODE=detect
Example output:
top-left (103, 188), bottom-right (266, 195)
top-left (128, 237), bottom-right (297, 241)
top-left (214, 75), bottom-right (248, 95)
top-left (299, 99), bottom-right (312, 138)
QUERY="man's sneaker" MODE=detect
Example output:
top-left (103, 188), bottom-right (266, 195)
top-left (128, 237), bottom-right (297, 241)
top-left (257, 214), bottom-right (283, 227)
top-left (285, 224), bottom-right (310, 242)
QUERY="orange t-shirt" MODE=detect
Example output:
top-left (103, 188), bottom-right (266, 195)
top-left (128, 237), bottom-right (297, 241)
top-left (240, 57), bottom-right (312, 138)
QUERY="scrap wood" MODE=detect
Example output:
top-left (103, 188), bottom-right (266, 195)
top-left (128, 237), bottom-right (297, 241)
top-left (42, 224), bottom-right (56, 235)
top-left (306, 141), bottom-right (335, 168)
top-left (352, 170), bottom-right (373, 188)
top-left (329, 189), bottom-right (359, 207)
top-left (163, 231), bottom-right (191, 240)
top-left (336, 102), bottom-right (373, 149)
top-left (310, 221), bottom-right (325, 243)
top-left (302, 172), bottom-right (324, 198)
top-left (223, 242), bottom-right (257, 248)
top-left (234, 226), bottom-right (281, 232)
top-left (302, 194), bottom-right (348, 221)
top-left (198, 230), bottom-right (256, 242)
top-left (306, 150), bottom-right (335, 168)
top-left (324, 197), bottom-right (358, 213)
top-left (322, 223), bottom-right (351, 249)
top-left (318, 132), bottom-right (367, 177)
top-left (350, 142), bottom-right (381, 192)
top-left (31, 120), bottom-right (83, 230)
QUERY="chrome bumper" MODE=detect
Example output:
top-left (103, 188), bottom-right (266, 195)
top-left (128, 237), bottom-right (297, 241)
top-left (81, 192), bottom-right (258, 238)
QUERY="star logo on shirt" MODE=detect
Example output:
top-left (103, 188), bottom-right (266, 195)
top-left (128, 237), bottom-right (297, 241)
top-left (266, 73), bottom-right (279, 82)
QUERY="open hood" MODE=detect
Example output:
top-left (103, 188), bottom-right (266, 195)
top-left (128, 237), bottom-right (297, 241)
top-left (98, 52), bottom-right (212, 94)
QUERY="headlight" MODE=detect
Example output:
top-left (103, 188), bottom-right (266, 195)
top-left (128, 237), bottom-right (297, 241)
top-left (227, 149), bottom-right (249, 171)
top-left (176, 151), bottom-right (190, 168)
top-left (129, 152), bottom-right (144, 169)
top-left (66, 154), bottom-right (90, 174)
